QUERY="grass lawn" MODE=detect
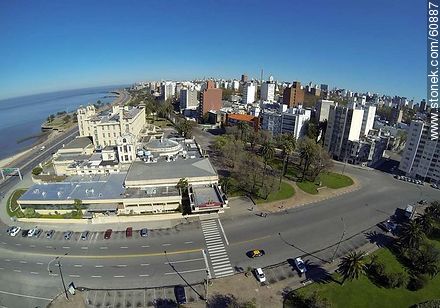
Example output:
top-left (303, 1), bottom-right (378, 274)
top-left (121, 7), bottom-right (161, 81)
top-left (295, 245), bottom-right (440, 308)
top-left (296, 180), bottom-right (319, 194)
top-left (255, 181), bottom-right (295, 204)
top-left (6, 189), bottom-right (26, 218)
top-left (319, 172), bottom-right (354, 189)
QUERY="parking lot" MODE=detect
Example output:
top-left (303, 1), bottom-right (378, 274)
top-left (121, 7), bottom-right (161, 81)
top-left (84, 284), bottom-right (205, 307)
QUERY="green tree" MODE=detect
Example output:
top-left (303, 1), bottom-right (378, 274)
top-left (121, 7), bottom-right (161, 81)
top-left (338, 250), bottom-right (367, 284)
top-left (276, 133), bottom-right (296, 184)
top-left (399, 220), bottom-right (425, 249)
top-left (415, 213), bottom-right (435, 236)
top-left (32, 167), bottom-right (43, 176)
top-left (236, 121), bottom-right (251, 141)
top-left (411, 244), bottom-right (440, 277)
top-left (219, 177), bottom-right (231, 195)
top-left (260, 140), bottom-right (275, 175)
top-left (176, 119), bottom-right (196, 138)
top-left (176, 178), bottom-right (189, 194)
top-left (425, 201), bottom-right (440, 223)
top-left (297, 137), bottom-right (320, 181)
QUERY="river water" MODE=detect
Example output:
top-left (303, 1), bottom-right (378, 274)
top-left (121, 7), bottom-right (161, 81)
top-left (0, 85), bottom-right (127, 159)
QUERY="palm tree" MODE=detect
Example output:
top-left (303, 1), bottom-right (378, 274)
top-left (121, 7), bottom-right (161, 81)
top-left (176, 178), bottom-right (189, 194)
top-left (338, 250), bottom-right (367, 285)
top-left (399, 220), bottom-right (425, 249)
top-left (260, 141), bottom-right (275, 174)
top-left (415, 213), bottom-right (434, 236)
top-left (412, 244), bottom-right (440, 277)
top-left (236, 121), bottom-right (250, 142)
top-left (277, 134), bottom-right (296, 178)
top-left (425, 201), bottom-right (440, 223)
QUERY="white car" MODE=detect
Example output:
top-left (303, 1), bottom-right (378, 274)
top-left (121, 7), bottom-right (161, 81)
top-left (10, 227), bottom-right (21, 237)
top-left (295, 257), bottom-right (307, 273)
top-left (255, 268), bottom-right (266, 282)
top-left (431, 184), bottom-right (439, 189)
top-left (27, 228), bottom-right (38, 237)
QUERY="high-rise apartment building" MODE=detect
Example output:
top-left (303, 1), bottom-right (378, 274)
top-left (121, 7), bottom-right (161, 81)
top-left (242, 82), bottom-right (256, 104)
top-left (315, 99), bottom-right (337, 122)
top-left (283, 81), bottom-right (304, 107)
top-left (241, 74), bottom-right (248, 83)
top-left (361, 105), bottom-right (376, 136)
top-left (260, 107), bottom-right (311, 139)
top-left (161, 81), bottom-right (176, 101)
top-left (390, 107), bottom-right (403, 125)
top-left (179, 88), bottom-right (199, 110)
top-left (324, 105), bottom-right (364, 160)
top-left (199, 80), bottom-right (222, 118)
top-left (260, 76), bottom-right (275, 102)
top-left (399, 120), bottom-right (440, 183)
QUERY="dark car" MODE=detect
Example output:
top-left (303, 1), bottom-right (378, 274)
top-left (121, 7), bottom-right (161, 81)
top-left (6, 226), bottom-right (14, 234)
top-left (140, 228), bottom-right (148, 237)
top-left (126, 227), bottom-right (132, 238)
top-left (34, 229), bottom-right (43, 237)
top-left (246, 249), bottom-right (265, 258)
top-left (21, 229), bottom-right (29, 237)
top-left (174, 285), bottom-right (186, 304)
top-left (104, 229), bottom-right (112, 239)
top-left (46, 230), bottom-right (55, 239)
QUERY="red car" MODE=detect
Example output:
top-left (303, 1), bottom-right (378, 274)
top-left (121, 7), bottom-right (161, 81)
top-left (126, 227), bottom-right (132, 238)
top-left (104, 229), bottom-right (112, 239)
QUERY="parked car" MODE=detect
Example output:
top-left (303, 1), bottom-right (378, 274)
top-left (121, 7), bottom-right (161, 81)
top-left (104, 229), bottom-right (112, 239)
top-left (10, 227), bottom-right (21, 237)
top-left (6, 226), bottom-right (15, 234)
top-left (255, 267), bottom-right (266, 282)
top-left (126, 227), bottom-right (133, 238)
top-left (34, 229), bottom-right (43, 237)
top-left (294, 257), bottom-right (307, 273)
top-left (174, 285), bottom-right (186, 305)
top-left (22, 229), bottom-right (29, 237)
top-left (246, 249), bottom-right (265, 258)
top-left (378, 220), bottom-right (397, 233)
top-left (81, 231), bottom-right (90, 240)
top-left (140, 228), bottom-right (148, 237)
top-left (64, 231), bottom-right (73, 240)
top-left (404, 205), bottom-right (415, 219)
top-left (431, 183), bottom-right (439, 189)
top-left (27, 228), bottom-right (38, 237)
top-left (46, 230), bottom-right (55, 239)
top-left (418, 200), bottom-right (428, 205)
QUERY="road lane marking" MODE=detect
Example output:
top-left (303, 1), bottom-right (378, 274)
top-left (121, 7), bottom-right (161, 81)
top-left (99, 247), bottom-right (108, 250)
top-left (139, 274), bottom-right (149, 277)
top-left (116, 264), bottom-right (127, 267)
top-left (164, 257), bottom-right (204, 264)
top-left (29, 245), bottom-right (36, 248)
top-left (15, 243), bottom-right (21, 246)
top-left (140, 263), bottom-right (150, 266)
top-left (161, 243), bottom-right (171, 246)
top-left (184, 241), bottom-right (193, 244)
top-left (45, 246), bottom-right (53, 249)
top-left (36, 262), bottom-right (44, 265)
top-left (95, 265), bottom-right (104, 268)
top-left (141, 245), bottom-right (150, 248)
top-left (4, 259), bottom-right (10, 262)
top-left (68, 274), bottom-right (80, 277)
top-left (217, 219), bottom-right (229, 245)
top-left (13, 269), bottom-right (21, 273)
top-left (164, 268), bottom-right (206, 275)
top-left (113, 275), bottom-right (125, 278)
top-left (91, 275), bottom-right (102, 278)
top-left (81, 247), bottom-right (88, 250)
top-left (62, 246), bottom-right (70, 249)
top-left (19, 261), bottom-right (27, 264)
top-left (30, 272), bottom-right (39, 275)
top-left (74, 265), bottom-right (83, 267)
top-left (120, 246), bottom-right (128, 249)
top-left (0, 290), bottom-right (51, 301)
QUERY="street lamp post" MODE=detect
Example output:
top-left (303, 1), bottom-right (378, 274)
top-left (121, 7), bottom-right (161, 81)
top-left (48, 254), bottom-right (69, 299)
top-left (331, 217), bottom-right (346, 263)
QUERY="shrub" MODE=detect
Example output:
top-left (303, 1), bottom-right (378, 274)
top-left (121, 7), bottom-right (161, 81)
top-left (412, 299), bottom-right (440, 307)
top-left (385, 272), bottom-right (408, 288)
top-left (32, 167), bottom-right (43, 176)
top-left (408, 274), bottom-right (429, 291)
top-left (23, 208), bottom-right (40, 218)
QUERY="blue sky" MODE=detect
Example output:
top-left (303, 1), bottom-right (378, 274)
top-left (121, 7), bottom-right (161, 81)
top-left (0, 0), bottom-right (425, 100)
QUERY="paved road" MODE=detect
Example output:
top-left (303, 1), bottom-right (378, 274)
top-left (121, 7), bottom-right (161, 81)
top-left (0, 162), bottom-right (438, 307)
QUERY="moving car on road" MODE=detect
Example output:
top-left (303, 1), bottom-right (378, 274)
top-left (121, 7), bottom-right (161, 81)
top-left (295, 257), bottom-right (307, 273)
top-left (104, 229), bottom-right (112, 239)
top-left (174, 285), bottom-right (186, 304)
top-left (255, 268), bottom-right (266, 282)
top-left (246, 249), bottom-right (265, 258)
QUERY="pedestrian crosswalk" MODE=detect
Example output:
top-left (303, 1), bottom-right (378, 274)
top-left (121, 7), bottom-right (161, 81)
top-left (200, 219), bottom-right (234, 278)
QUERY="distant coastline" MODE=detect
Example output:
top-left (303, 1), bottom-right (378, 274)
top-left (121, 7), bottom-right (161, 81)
top-left (0, 85), bottom-right (128, 160)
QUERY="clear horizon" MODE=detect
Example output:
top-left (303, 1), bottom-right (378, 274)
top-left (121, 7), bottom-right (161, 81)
top-left (0, 0), bottom-right (425, 101)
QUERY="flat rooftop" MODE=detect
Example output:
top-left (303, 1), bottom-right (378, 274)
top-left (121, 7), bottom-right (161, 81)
top-left (19, 174), bottom-right (126, 202)
top-left (63, 137), bottom-right (93, 150)
top-left (126, 157), bottom-right (217, 183)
